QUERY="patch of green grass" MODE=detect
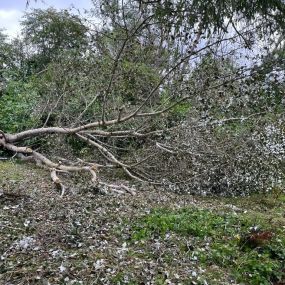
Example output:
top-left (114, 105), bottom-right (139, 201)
top-left (234, 251), bottom-right (282, 285)
top-left (222, 191), bottom-right (285, 210)
top-left (154, 273), bottom-right (167, 285)
top-left (110, 272), bottom-right (139, 285)
top-left (132, 208), bottom-right (252, 240)
top-left (0, 160), bottom-right (47, 183)
top-left (131, 207), bottom-right (285, 285)
top-left (0, 161), bottom-right (24, 180)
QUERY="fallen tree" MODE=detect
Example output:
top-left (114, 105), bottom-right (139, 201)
top-left (1, 0), bottom-right (284, 194)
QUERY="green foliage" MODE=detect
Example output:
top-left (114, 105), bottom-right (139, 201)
top-left (65, 136), bottom-right (91, 157)
top-left (214, 121), bottom-right (253, 137)
top-left (0, 31), bottom-right (12, 68)
top-left (234, 252), bottom-right (282, 285)
top-left (159, 91), bottom-right (192, 124)
top-left (132, 208), bottom-right (237, 239)
top-left (21, 8), bottom-right (88, 71)
top-left (147, 0), bottom-right (285, 34)
top-left (0, 80), bottom-right (40, 133)
top-left (119, 60), bottom-right (160, 103)
top-left (131, 207), bottom-right (285, 284)
top-left (169, 102), bottom-right (192, 121)
top-left (111, 272), bottom-right (139, 284)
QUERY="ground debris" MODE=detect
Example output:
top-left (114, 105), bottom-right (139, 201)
top-left (0, 161), bottom-right (284, 285)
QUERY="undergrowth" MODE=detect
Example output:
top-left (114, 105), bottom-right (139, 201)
top-left (131, 206), bottom-right (285, 284)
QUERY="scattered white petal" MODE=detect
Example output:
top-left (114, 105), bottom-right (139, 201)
top-left (94, 259), bottom-right (105, 270)
top-left (59, 264), bottom-right (66, 272)
top-left (17, 236), bottom-right (35, 249)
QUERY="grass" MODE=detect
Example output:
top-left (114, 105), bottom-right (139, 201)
top-left (0, 160), bottom-right (24, 180)
top-left (130, 202), bottom-right (285, 285)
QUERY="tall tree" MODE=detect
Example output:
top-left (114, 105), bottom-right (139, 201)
top-left (21, 8), bottom-right (88, 71)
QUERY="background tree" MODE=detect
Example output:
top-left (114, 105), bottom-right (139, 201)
top-left (21, 8), bottom-right (88, 72)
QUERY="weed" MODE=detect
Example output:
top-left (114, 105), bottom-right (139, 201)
top-left (131, 207), bottom-right (285, 284)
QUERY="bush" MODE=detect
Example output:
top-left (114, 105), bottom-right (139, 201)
top-left (0, 80), bottom-right (40, 133)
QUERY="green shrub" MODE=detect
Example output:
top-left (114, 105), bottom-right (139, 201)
top-left (0, 80), bottom-right (40, 133)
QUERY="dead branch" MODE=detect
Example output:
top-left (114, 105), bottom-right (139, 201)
top-left (156, 142), bottom-right (176, 154)
top-left (98, 181), bottom-right (136, 195)
top-left (76, 133), bottom-right (151, 182)
top-left (0, 140), bottom-right (99, 192)
top-left (76, 134), bottom-right (129, 168)
top-left (50, 169), bottom-right (66, 197)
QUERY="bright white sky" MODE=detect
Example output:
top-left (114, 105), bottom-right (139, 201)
top-left (0, 0), bottom-right (93, 38)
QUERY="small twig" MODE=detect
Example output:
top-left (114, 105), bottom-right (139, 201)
top-left (156, 142), bottom-right (176, 154)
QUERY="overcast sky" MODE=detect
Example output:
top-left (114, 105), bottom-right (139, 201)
top-left (0, 0), bottom-right (93, 38)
